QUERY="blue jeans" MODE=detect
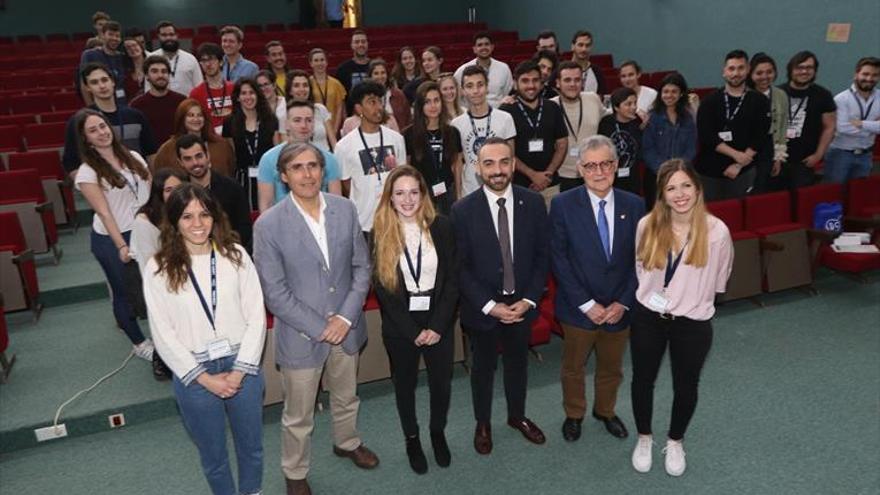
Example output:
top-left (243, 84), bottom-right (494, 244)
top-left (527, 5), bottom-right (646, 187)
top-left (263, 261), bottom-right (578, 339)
top-left (173, 355), bottom-right (265, 495)
top-left (823, 147), bottom-right (872, 184)
top-left (90, 230), bottom-right (145, 345)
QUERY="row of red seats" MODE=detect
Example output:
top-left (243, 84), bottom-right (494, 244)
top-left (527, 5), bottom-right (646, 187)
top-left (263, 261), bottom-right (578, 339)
top-left (0, 123), bottom-right (67, 153)
top-left (1, 92), bottom-right (79, 115)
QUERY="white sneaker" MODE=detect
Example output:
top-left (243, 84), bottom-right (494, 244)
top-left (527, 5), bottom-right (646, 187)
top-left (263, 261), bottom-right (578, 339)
top-left (133, 339), bottom-right (154, 361)
top-left (663, 439), bottom-right (686, 476)
top-left (631, 435), bottom-right (653, 473)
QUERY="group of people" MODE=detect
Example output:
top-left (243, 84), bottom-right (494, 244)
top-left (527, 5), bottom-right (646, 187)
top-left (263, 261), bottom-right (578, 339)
top-left (64, 12), bottom-right (877, 495)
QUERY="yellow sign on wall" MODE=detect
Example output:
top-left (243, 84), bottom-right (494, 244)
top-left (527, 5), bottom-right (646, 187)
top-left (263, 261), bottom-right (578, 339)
top-left (826, 23), bottom-right (851, 43)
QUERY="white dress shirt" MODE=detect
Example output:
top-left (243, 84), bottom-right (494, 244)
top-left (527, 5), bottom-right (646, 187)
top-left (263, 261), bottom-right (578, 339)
top-left (579, 189), bottom-right (616, 313)
top-left (291, 192), bottom-right (329, 269)
top-left (830, 85), bottom-right (880, 151)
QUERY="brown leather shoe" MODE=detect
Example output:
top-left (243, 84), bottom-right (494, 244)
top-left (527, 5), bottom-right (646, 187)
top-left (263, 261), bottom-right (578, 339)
top-left (507, 417), bottom-right (546, 444)
top-left (473, 422), bottom-right (493, 455)
top-left (285, 478), bottom-right (311, 495)
top-left (333, 443), bottom-right (380, 469)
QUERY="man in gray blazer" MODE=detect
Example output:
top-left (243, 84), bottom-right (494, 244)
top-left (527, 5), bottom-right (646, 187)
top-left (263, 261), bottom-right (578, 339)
top-left (253, 143), bottom-right (378, 495)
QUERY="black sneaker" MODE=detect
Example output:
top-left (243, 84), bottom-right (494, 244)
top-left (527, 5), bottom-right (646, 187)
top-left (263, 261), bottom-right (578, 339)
top-left (430, 430), bottom-right (451, 467)
top-left (405, 435), bottom-right (428, 474)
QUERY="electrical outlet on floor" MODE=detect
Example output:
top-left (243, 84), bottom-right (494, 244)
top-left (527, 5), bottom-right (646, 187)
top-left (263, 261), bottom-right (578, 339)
top-left (108, 413), bottom-right (126, 428)
top-left (34, 424), bottom-right (68, 442)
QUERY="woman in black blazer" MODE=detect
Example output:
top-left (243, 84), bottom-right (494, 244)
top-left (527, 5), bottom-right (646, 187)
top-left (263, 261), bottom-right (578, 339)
top-left (372, 165), bottom-right (458, 475)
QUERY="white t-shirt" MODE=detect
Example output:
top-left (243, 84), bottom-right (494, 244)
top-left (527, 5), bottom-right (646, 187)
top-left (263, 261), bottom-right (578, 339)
top-left (274, 97), bottom-right (287, 134)
top-left (313, 103), bottom-right (332, 151)
top-left (74, 151), bottom-right (150, 235)
top-left (450, 108), bottom-right (517, 196)
top-left (637, 86), bottom-right (658, 114)
top-left (146, 49), bottom-right (204, 96)
top-left (453, 57), bottom-right (514, 108)
top-left (337, 125), bottom-right (407, 231)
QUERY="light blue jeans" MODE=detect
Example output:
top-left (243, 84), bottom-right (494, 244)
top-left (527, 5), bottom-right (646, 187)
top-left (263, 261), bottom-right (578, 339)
top-left (823, 147), bottom-right (872, 184)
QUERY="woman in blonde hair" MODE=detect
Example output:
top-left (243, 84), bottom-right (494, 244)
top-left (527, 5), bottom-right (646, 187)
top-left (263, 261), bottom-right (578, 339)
top-left (629, 159), bottom-right (733, 478)
top-left (372, 165), bottom-right (458, 475)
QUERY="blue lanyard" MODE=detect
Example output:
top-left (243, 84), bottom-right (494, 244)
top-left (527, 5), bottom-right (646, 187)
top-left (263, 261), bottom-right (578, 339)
top-left (664, 241), bottom-right (687, 288)
top-left (118, 169), bottom-right (138, 198)
top-left (849, 89), bottom-right (875, 120)
top-left (402, 232), bottom-right (423, 291)
top-left (187, 248), bottom-right (217, 331)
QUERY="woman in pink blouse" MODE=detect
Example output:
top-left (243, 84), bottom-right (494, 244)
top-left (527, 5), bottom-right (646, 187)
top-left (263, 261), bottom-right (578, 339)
top-left (629, 159), bottom-right (733, 477)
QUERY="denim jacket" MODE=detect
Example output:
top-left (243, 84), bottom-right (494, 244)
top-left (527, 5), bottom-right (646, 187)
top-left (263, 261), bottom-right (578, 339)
top-left (642, 110), bottom-right (697, 173)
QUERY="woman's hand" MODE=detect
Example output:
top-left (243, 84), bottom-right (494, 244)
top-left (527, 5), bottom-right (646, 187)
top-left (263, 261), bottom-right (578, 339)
top-left (118, 245), bottom-right (132, 263)
top-left (197, 372), bottom-right (241, 399)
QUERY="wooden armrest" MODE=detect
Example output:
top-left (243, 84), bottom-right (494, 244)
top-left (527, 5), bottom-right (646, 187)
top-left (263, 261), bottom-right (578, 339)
top-left (12, 249), bottom-right (34, 264)
top-left (759, 239), bottom-right (784, 251)
top-left (34, 201), bottom-right (53, 213)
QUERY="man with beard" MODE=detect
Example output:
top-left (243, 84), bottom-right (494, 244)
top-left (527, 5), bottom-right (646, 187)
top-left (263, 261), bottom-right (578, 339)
top-left (552, 61), bottom-right (606, 192)
top-left (500, 60), bottom-right (568, 205)
top-left (570, 30), bottom-right (607, 95)
top-left (536, 30), bottom-right (560, 55)
top-left (79, 20), bottom-right (128, 105)
top-left (148, 21), bottom-right (203, 96)
top-left (779, 51), bottom-right (837, 188)
top-left (824, 57), bottom-right (880, 183)
top-left (696, 50), bottom-right (770, 201)
top-left (335, 30), bottom-right (371, 93)
top-left (264, 41), bottom-right (290, 96)
top-left (453, 31), bottom-right (514, 108)
top-left (176, 134), bottom-right (252, 251)
top-left (130, 55), bottom-right (187, 144)
top-left (451, 137), bottom-right (550, 455)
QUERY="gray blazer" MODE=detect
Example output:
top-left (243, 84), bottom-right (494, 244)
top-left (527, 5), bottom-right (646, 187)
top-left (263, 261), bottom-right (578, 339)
top-left (253, 193), bottom-right (371, 370)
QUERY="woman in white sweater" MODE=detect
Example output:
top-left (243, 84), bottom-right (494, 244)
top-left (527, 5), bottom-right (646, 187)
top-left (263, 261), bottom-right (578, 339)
top-left (143, 183), bottom-right (266, 495)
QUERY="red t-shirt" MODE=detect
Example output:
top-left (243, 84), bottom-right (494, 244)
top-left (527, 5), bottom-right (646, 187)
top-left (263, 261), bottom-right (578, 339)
top-left (129, 91), bottom-right (187, 145)
top-left (189, 82), bottom-right (235, 133)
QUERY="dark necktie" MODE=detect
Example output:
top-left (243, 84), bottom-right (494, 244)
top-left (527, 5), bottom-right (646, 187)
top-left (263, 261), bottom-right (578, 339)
top-left (497, 197), bottom-right (515, 294)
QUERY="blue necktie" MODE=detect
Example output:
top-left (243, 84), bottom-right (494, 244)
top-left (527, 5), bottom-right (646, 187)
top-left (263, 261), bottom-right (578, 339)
top-left (598, 199), bottom-right (611, 261)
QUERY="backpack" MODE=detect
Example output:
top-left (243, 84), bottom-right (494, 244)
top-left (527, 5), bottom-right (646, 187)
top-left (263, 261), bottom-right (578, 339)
top-left (813, 202), bottom-right (843, 232)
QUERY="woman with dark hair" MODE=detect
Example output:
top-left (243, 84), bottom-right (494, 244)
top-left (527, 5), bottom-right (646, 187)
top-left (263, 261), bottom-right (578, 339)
top-left (73, 108), bottom-right (154, 361)
top-left (598, 87), bottom-right (643, 194)
top-left (143, 183), bottom-right (266, 495)
top-left (372, 165), bottom-right (458, 474)
top-left (153, 98), bottom-right (235, 176)
top-left (642, 73), bottom-right (697, 209)
top-left (619, 60), bottom-right (657, 122)
top-left (534, 49), bottom-right (559, 100)
top-left (404, 46), bottom-right (444, 103)
top-left (223, 77), bottom-right (281, 209)
top-left (122, 35), bottom-right (145, 98)
top-left (287, 68), bottom-right (336, 151)
top-left (256, 69), bottom-right (287, 133)
top-left (404, 81), bottom-right (463, 214)
top-left (748, 52), bottom-right (789, 193)
top-left (630, 160), bottom-right (732, 477)
top-left (340, 60), bottom-right (406, 135)
top-left (391, 46), bottom-right (423, 90)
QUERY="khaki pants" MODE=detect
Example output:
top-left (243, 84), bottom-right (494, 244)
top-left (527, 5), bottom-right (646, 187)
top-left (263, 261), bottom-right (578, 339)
top-left (560, 322), bottom-right (630, 419)
top-left (280, 346), bottom-right (361, 480)
top-left (540, 184), bottom-right (560, 210)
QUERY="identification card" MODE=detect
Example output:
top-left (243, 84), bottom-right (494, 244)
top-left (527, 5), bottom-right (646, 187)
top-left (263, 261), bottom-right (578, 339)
top-left (116, 88), bottom-right (126, 99)
top-left (248, 167), bottom-right (259, 178)
top-left (206, 337), bottom-right (233, 360)
top-left (647, 291), bottom-right (669, 313)
top-left (618, 167), bottom-right (631, 178)
top-left (409, 296), bottom-right (431, 312)
top-left (528, 139), bottom-right (544, 153)
top-left (432, 182), bottom-right (447, 197)
top-left (785, 127), bottom-right (800, 139)
top-left (569, 146), bottom-right (580, 157)
top-left (718, 131), bottom-right (733, 142)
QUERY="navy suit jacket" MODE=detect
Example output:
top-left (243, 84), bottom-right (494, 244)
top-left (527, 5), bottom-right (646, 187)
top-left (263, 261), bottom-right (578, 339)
top-left (549, 186), bottom-right (645, 332)
top-left (451, 185), bottom-right (550, 331)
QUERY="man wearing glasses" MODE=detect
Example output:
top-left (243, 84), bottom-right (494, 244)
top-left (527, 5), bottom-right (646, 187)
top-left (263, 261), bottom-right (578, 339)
top-left (189, 42), bottom-right (236, 133)
top-left (548, 135), bottom-right (645, 444)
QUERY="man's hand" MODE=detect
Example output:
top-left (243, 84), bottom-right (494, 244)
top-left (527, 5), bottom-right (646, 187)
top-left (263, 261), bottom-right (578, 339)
top-left (771, 160), bottom-right (782, 177)
top-left (529, 170), bottom-right (551, 191)
top-left (585, 303), bottom-right (607, 325)
top-left (500, 95), bottom-right (516, 106)
top-left (802, 153), bottom-right (821, 168)
top-left (320, 315), bottom-right (351, 345)
top-left (850, 119), bottom-right (863, 129)
top-left (415, 329), bottom-right (441, 346)
top-left (723, 164), bottom-right (741, 179)
top-left (489, 303), bottom-right (524, 324)
top-left (733, 151), bottom-right (752, 167)
top-left (508, 300), bottom-right (532, 318)
top-left (600, 302), bottom-right (627, 325)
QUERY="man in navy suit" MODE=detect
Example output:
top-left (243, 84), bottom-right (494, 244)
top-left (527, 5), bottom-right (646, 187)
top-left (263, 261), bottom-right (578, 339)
top-left (451, 137), bottom-right (550, 455)
top-left (549, 135), bottom-right (645, 442)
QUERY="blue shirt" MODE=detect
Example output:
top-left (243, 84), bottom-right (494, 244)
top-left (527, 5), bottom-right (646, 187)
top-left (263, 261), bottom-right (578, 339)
top-left (642, 110), bottom-right (697, 173)
top-left (257, 142), bottom-right (341, 203)
top-left (222, 55), bottom-right (259, 83)
top-left (830, 85), bottom-right (880, 152)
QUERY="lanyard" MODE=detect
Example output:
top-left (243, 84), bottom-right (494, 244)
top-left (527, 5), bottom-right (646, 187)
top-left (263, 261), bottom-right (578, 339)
top-left (849, 89), bottom-right (875, 120)
top-left (403, 232), bottom-right (422, 291)
top-left (313, 76), bottom-right (328, 105)
top-left (516, 97), bottom-right (544, 135)
top-left (167, 52), bottom-right (179, 77)
top-left (427, 130), bottom-right (445, 176)
top-left (188, 247), bottom-right (217, 331)
top-left (787, 95), bottom-right (808, 123)
top-left (244, 122), bottom-right (260, 167)
top-left (118, 168), bottom-right (138, 198)
top-left (664, 239), bottom-right (688, 289)
top-left (208, 83), bottom-right (228, 116)
top-left (358, 127), bottom-right (385, 183)
top-left (561, 96), bottom-right (583, 137)
top-left (468, 108), bottom-right (492, 140)
top-left (723, 92), bottom-right (746, 123)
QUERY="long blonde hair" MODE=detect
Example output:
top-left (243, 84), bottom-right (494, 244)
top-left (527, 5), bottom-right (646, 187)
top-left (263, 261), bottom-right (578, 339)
top-left (372, 166), bottom-right (437, 291)
top-left (636, 159), bottom-right (709, 270)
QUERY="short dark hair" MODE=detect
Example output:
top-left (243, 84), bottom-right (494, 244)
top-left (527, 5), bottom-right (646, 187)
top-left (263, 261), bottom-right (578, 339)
top-left (513, 60), bottom-right (541, 80)
top-left (196, 42), bottom-right (224, 61)
top-left (92, 11), bottom-right (110, 23)
top-left (477, 136), bottom-right (511, 157)
top-left (787, 50), bottom-right (818, 80)
top-left (620, 60), bottom-right (642, 74)
top-left (102, 21), bottom-right (121, 34)
top-left (124, 27), bottom-right (145, 40)
top-left (571, 30), bottom-right (593, 44)
top-left (81, 62), bottom-right (114, 85)
top-left (349, 80), bottom-right (385, 106)
top-left (472, 30), bottom-right (493, 45)
top-left (725, 49), bottom-right (749, 64)
top-left (175, 134), bottom-right (208, 158)
top-left (461, 65), bottom-right (488, 84)
top-left (856, 56), bottom-right (880, 72)
top-left (155, 20), bottom-right (175, 32)
top-left (143, 54), bottom-right (171, 74)
top-left (651, 72), bottom-right (690, 116)
top-left (610, 87), bottom-right (636, 109)
top-left (557, 60), bottom-right (582, 74)
top-left (286, 99), bottom-right (315, 113)
top-left (265, 40), bottom-right (283, 53)
top-left (352, 29), bottom-right (367, 38)
top-left (537, 30), bottom-right (557, 42)
top-left (747, 52), bottom-right (777, 89)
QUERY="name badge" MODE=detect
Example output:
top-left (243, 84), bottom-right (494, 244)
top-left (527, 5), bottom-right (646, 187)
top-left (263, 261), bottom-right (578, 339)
top-left (569, 146), bottom-right (580, 157)
top-left (647, 291), bottom-right (669, 313)
top-left (248, 167), bottom-right (259, 178)
top-left (718, 131), bottom-right (733, 142)
top-left (206, 337), bottom-right (233, 360)
top-left (115, 88), bottom-right (126, 99)
top-left (409, 295), bottom-right (431, 312)
top-left (618, 167), bottom-right (631, 178)
top-left (432, 182), bottom-right (447, 197)
top-left (785, 127), bottom-right (800, 139)
top-left (528, 139), bottom-right (544, 153)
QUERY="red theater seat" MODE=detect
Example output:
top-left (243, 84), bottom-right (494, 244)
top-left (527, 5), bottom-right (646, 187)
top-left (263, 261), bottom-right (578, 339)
top-left (0, 125), bottom-right (24, 153)
top-left (0, 169), bottom-right (61, 262)
top-left (744, 191), bottom-right (812, 292)
top-left (707, 199), bottom-right (762, 302)
top-left (9, 94), bottom-right (53, 115)
top-left (22, 122), bottom-right (66, 150)
top-left (0, 211), bottom-right (41, 319)
top-left (8, 150), bottom-right (76, 226)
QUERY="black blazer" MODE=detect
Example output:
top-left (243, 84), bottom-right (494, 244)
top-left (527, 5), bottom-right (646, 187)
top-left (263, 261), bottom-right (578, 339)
top-left (209, 170), bottom-right (253, 252)
top-left (451, 185), bottom-right (550, 331)
top-left (373, 215), bottom-right (459, 341)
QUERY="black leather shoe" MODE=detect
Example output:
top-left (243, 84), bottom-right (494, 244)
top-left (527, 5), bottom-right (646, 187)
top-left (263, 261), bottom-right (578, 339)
top-left (592, 410), bottom-right (629, 438)
top-left (405, 435), bottom-right (428, 474)
top-left (430, 430), bottom-right (451, 467)
top-left (562, 417), bottom-right (583, 442)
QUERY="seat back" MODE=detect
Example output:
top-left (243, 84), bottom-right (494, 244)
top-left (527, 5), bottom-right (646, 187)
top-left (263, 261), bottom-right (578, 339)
top-left (0, 125), bottom-right (24, 152)
top-left (707, 199), bottom-right (744, 232)
top-left (743, 191), bottom-right (792, 230)
top-left (0, 211), bottom-right (39, 303)
top-left (8, 151), bottom-right (64, 179)
top-left (847, 175), bottom-right (880, 217)
top-left (0, 168), bottom-right (46, 204)
top-left (794, 183), bottom-right (843, 229)
top-left (22, 122), bottom-right (66, 149)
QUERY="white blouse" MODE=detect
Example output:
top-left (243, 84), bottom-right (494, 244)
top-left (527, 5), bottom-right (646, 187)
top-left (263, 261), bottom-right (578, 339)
top-left (74, 151), bottom-right (150, 235)
top-left (398, 222), bottom-right (438, 293)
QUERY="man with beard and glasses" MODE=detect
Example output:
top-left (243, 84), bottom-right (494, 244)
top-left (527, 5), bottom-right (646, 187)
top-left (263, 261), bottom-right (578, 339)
top-left (500, 60), bottom-right (568, 206)
top-left (824, 57), bottom-right (880, 183)
top-left (451, 137), bottom-right (550, 456)
top-left (453, 31), bottom-right (513, 108)
top-left (130, 55), bottom-right (187, 144)
top-left (148, 21), bottom-right (203, 96)
top-left (696, 50), bottom-right (770, 201)
top-left (779, 51), bottom-right (837, 188)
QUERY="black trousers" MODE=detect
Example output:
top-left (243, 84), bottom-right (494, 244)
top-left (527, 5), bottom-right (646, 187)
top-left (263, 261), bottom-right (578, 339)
top-left (467, 310), bottom-right (531, 423)
top-left (383, 311), bottom-right (454, 438)
top-left (630, 303), bottom-right (713, 440)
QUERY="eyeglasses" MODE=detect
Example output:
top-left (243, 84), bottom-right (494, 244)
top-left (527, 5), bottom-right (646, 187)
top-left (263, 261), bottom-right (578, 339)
top-left (580, 160), bottom-right (615, 174)
top-left (794, 64), bottom-right (816, 72)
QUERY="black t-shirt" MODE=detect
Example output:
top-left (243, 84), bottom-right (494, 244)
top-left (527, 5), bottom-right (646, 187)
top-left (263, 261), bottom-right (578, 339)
top-left (335, 59), bottom-right (370, 93)
top-left (780, 83), bottom-right (836, 162)
top-left (404, 125), bottom-right (462, 215)
top-left (598, 114), bottom-right (643, 193)
top-left (500, 98), bottom-right (568, 187)
top-left (695, 88), bottom-right (770, 177)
